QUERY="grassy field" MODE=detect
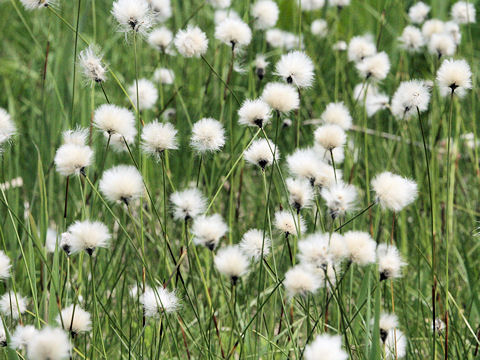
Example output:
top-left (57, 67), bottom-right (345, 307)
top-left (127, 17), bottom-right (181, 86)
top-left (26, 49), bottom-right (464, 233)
top-left (0, 0), bottom-right (479, 358)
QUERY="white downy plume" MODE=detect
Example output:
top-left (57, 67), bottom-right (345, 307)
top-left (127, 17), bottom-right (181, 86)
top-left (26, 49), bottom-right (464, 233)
top-left (354, 83), bottom-right (389, 117)
top-left (239, 229), bottom-right (271, 260)
top-left (10, 325), bottom-right (37, 350)
top-left (251, 0), bottom-right (279, 29)
top-left (304, 334), bottom-right (348, 360)
top-left (284, 265), bottom-right (321, 297)
top-left (261, 82), bottom-right (300, 113)
top-left (93, 104), bottom-right (136, 139)
top-left (445, 21), bottom-right (462, 45)
top-left (321, 182), bottom-right (357, 218)
top-left (57, 305), bottom-right (91, 335)
top-left (174, 26), bottom-right (209, 58)
top-left (380, 313), bottom-right (399, 342)
top-left (254, 54), bottom-right (269, 80)
top-left (436, 58), bottom-right (472, 98)
top-left (356, 52), bottom-right (390, 81)
top-left (190, 118), bottom-right (226, 153)
top-left (451, 1), bottom-right (476, 24)
top-left (141, 121), bottom-right (178, 158)
top-left (140, 286), bottom-right (180, 317)
top-left (311, 19), bottom-right (328, 37)
top-left (244, 139), bottom-right (279, 170)
top-left (314, 124), bottom-right (346, 150)
top-left (371, 172), bottom-right (418, 211)
top-left (343, 231), bottom-right (376, 266)
top-left (0, 291), bottom-right (27, 319)
top-left (330, 0), bottom-right (350, 8)
top-left (170, 188), bottom-right (206, 221)
top-left (399, 26), bottom-right (425, 52)
top-left (19, 0), bottom-right (54, 10)
top-left (385, 328), bottom-right (407, 359)
top-left (333, 41), bottom-right (347, 51)
top-left (321, 102), bottom-right (352, 130)
top-left (298, 233), bottom-right (331, 270)
top-left (274, 210), bottom-right (305, 237)
top-left (112, 0), bottom-right (154, 35)
top-left (422, 19), bottom-right (445, 41)
top-left (409, 2), bottom-right (430, 24)
top-left (390, 80), bottom-right (431, 119)
top-left (238, 99), bottom-right (271, 128)
top-left (348, 34), bottom-right (376, 63)
top-left (148, 0), bottom-right (172, 22)
top-left (0, 108), bottom-right (16, 148)
top-left (314, 143), bottom-right (345, 165)
top-left (214, 245), bottom-right (249, 283)
top-left (153, 68), bottom-right (175, 84)
top-left (428, 33), bottom-right (456, 58)
top-left (300, 0), bottom-right (325, 11)
top-left (286, 177), bottom-right (314, 212)
top-left (275, 51), bottom-right (315, 88)
top-left (54, 128), bottom-right (93, 177)
top-left (192, 214), bottom-right (228, 250)
top-left (214, 9), bottom-right (241, 24)
top-left (46, 227), bottom-right (58, 253)
top-left (208, 0), bottom-right (231, 8)
top-left (27, 327), bottom-right (72, 360)
top-left (215, 18), bottom-right (252, 48)
top-left (78, 45), bottom-right (107, 84)
top-left (66, 220), bottom-right (110, 255)
top-left (0, 251), bottom-right (11, 280)
top-left (286, 148), bottom-right (338, 188)
top-left (99, 165), bottom-right (144, 205)
top-left (128, 78), bottom-right (158, 111)
top-left (377, 243), bottom-right (406, 281)
top-left (148, 27), bottom-right (173, 52)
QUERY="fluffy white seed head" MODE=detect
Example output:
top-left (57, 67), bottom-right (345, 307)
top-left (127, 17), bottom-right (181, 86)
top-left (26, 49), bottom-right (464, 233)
top-left (377, 244), bottom-right (406, 281)
top-left (399, 25), bottom-right (425, 52)
top-left (254, 54), bottom-right (269, 80)
top-left (109, 132), bottom-right (136, 153)
top-left (286, 177), bottom-right (314, 212)
top-left (343, 231), bottom-right (376, 265)
top-left (422, 19), bottom-right (445, 41)
top-left (153, 68), bottom-right (175, 84)
top-left (93, 104), bottom-right (136, 139)
top-left (333, 40), bottom-right (348, 51)
top-left (286, 148), bottom-right (338, 188)
top-left (99, 165), bottom-right (144, 205)
top-left (330, 0), bottom-right (350, 7)
top-left (192, 214), bottom-right (228, 250)
top-left (141, 121), bottom-right (178, 159)
top-left (239, 229), bottom-right (271, 261)
top-left (274, 210), bottom-right (305, 237)
top-left (298, 233), bottom-right (331, 270)
top-left (0, 108), bottom-right (16, 147)
top-left (428, 33), bottom-right (456, 58)
top-left (208, 0), bottom-right (231, 8)
top-left (112, 0), bottom-right (154, 35)
top-left (300, 0), bottom-right (325, 11)
top-left (445, 21), bottom-right (462, 45)
top-left (348, 35), bottom-right (376, 63)
top-left (54, 139), bottom-right (93, 177)
top-left (391, 80), bottom-right (431, 119)
top-left (238, 99), bottom-right (272, 128)
top-left (148, 27), bottom-right (173, 51)
top-left (385, 329), bottom-right (407, 359)
top-left (451, 1), bottom-right (476, 24)
top-left (214, 246), bottom-right (249, 283)
top-left (66, 220), bottom-right (110, 255)
top-left (57, 305), bottom-right (91, 335)
top-left (314, 124), bottom-right (346, 150)
top-left (0, 251), bottom-right (11, 280)
top-left (251, 0), bottom-right (279, 29)
top-left (214, 9), bottom-right (240, 24)
top-left (46, 227), bottom-right (58, 253)
top-left (19, 0), bottom-right (54, 9)
top-left (170, 188), bottom-right (206, 221)
top-left (78, 45), bottom-right (107, 84)
top-left (284, 265), bottom-right (320, 298)
top-left (436, 58), bottom-right (472, 97)
top-left (190, 118), bottom-right (226, 153)
top-left (140, 287), bottom-right (180, 317)
top-left (409, 2), bottom-right (430, 24)
top-left (261, 82), bottom-right (300, 113)
top-left (148, 0), bottom-right (172, 22)
top-left (356, 52), bottom-right (390, 81)
top-left (11, 325), bottom-right (37, 350)
top-left (0, 292), bottom-right (27, 319)
top-left (321, 102), bottom-right (352, 130)
top-left (275, 51), bottom-right (314, 88)
top-left (62, 128), bottom-right (88, 146)
top-left (215, 18), bottom-right (252, 47)
top-left (244, 139), bottom-right (279, 170)
top-left (311, 19), bottom-right (328, 37)
top-left (321, 182), bottom-right (357, 218)
top-left (372, 172), bottom-right (418, 211)
top-left (27, 327), bottom-right (71, 360)
top-left (304, 334), bottom-right (348, 360)
top-left (380, 313), bottom-right (399, 337)
top-left (174, 26), bottom-right (209, 58)
top-left (128, 78), bottom-right (158, 111)
top-left (314, 143), bottom-right (345, 165)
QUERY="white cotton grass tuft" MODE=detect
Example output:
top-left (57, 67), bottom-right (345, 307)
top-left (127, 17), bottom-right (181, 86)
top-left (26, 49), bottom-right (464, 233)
top-left (275, 51), bottom-right (315, 88)
top-left (321, 182), bottom-right (357, 218)
top-left (19, 0), bottom-right (54, 9)
top-left (0, 291), bottom-right (27, 319)
top-left (385, 329), bottom-right (407, 359)
top-left (286, 177), bottom-right (314, 212)
top-left (436, 58), bottom-right (472, 98)
top-left (244, 139), bottom-right (279, 170)
top-left (314, 143), bottom-right (345, 165)
top-left (261, 82), bottom-right (300, 113)
top-left (311, 19), bottom-right (328, 37)
top-left (78, 45), bottom-right (107, 84)
top-left (174, 26), bottom-right (209, 58)
top-left (57, 305), bottom-right (91, 336)
top-left (348, 34), bottom-right (376, 63)
top-left (314, 124), bottom-right (346, 150)
top-left (409, 2), bottom-right (430, 24)
top-left (445, 21), bottom-right (462, 45)
top-left (93, 104), bottom-right (137, 139)
top-left (148, 27), bottom-right (173, 52)
top-left (214, 246), bottom-right (250, 284)
top-left (274, 210), bottom-right (305, 237)
top-left (153, 68), bottom-right (175, 84)
top-left (251, 0), bottom-right (279, 29)
top-left (239, 229), bottom-right (271, 261)
top-left (238, 99), bottom-right (271, 128)
top-left (140, 286), bottom-right (180, 317)
top-left (391, 80), bottom-right (431, 119)
top-left (0, 108), bottom-right (16, 148)
top-left (128, 78), bottom-right (158, 111)
top-left (330, 0), bottom-right (350, 8)
top-left (148, 0), bottom-right (172, 22)
top-left (304, 334), bottom-right (348, 360)
top-left (46, 227), bottom-right (58, 253)
top-left (371, 172), bottom-right (418, 211)
top-left (377, 243), bottom-right (407, 281)
top-left (109, 133), bottom-right (136, 153)
top-left (356, 52), bottom-right (390, 81)
top-left (254, 54), bottom-right (269, 80)
top-left (286, 148), bottom-right (338, 188)
top-left (170, 188), bottom-right (206, 221)
top-left (215, 18), bottom-right (252, 48)
top-left (343, 231), bottom-right (376, 266)
top-left (451, 1), bottom-right (476, 24)
top-left (65, 220), bottom-right (110, 255)
top-left (422, 19), bottom-right (445, 41)
top-left (399, 26), bottom-right (425, 52)
top-left (141, 121), bottom-right (178, 159)
top-left (54, 128), bottom-right (93, 177)
top-left (27, 326), bottom-right (72, 360)
top-left (192, 214), bottom-right (228, 250)
top-left (208, 0), bottom-right (231, 8)
top-left (353, 84), bottom-right (390, 117)
top-left (428, 33), bottom-right (456, 58)
top-left (11, 325), bottom-right (37, 350)
top-left (297, 233), bottom-right (331, 270)
top-left (265, 29), bottom-right (302, 50)
top-left (0, 251), bottom-right (11, 280)
top-left (190, 118), bottom-right (226, 153)
top-left (300, 0), bottom-right (325, 11)
top-left (333, 40), bottom-right (348, 51)
top-left (214, 9), bottom-right (240, 24)
top-left (380, 313), bottom-right (399, 340)
top-left (111, 0), bottom-right (154, 35)
top-left (99, 165), bottom-right (144, 205)
top-left (284, 265), bottom-right (320, 298)
top-left (321, 102), bottom-right (352, 130)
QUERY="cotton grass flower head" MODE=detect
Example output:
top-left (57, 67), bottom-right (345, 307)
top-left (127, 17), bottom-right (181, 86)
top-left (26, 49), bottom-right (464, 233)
top-left (128, 78), bottom-right (158, 111)
top-left (112, 0), bottom-right (154, 35)
top-left (391, 80), bottom-right (431, 119)
top-left (208, 0), bottom-right (231, 8)
top-left (140, 287), bottom-right (180, 317)
top-left (239, 229), bottom-right (271, 261)
top-left (333, 40), bottom-right (347, 51)
top-left (0, 108), bottom-right (16, 147)
top-left (141, 121), bottom-right (177, 159)
top-left (214, 9), bottom-right (241, 24)
top-left (286, 148), bottom-right (338, 188)
top-left (11, 325), bottom-right (37, 350)
top-left (19, 0), bottom-right (54, 9)
top-left (190, 118), bottom-right (225, 153)
top-left (275, 51), bottom-right (314, 88)
top-left (304, 334), bottom-right (348, 360)
top-left (261, 82), bottom-right (300, 113)
top-left (148, 27), bottom-right (173, 52)
top-left (62, 128), bottom-right (88, 146)
top-left (244, 139), bottom-right (278, 170)
top-left (274, 210), bottom-right (305, 237)
top-left (93, 104), bottom-right (136, 138)
top-left (78, 45), bottom-right (107, 84)
top-left (284, 265), bottom-right (320, 298)
top-left (321, 102), bottom-right (352, 130)
top-left (99, 165), bottom-right (144, 205)
top-left (356, 52), bottom-right (390, 81)
top-left (379, 313), bottom-right (399, 342)
top-left (314, 124), bottom-right (346, 150)
top-left (385, 329), bottom-right (407, 359)
top-left (451, 1), bottom-right (476, 24)
top-left (66, 220), bottom-right (110, 255)
top-left (330, 0), bottom-right (350, 8)
top-left (148, 0), bottom-right (172, 22)
top-left (314, 143), bottom-right (345, 165)
top-left (215, 18), bottom-right (252, 48)
top-left (238, 99), bottom-right (271, 128)
top-left (109, 133), bottom-right (136, 152)
top-left (428, 33), bottom-right (456, 58)
top-left (0, 292), bottom-right (27, 319)
top-left (422, 19), bottom-right (445, 41)
top-left (251, 0), bottom-right (279, 29)
top-left (321, 182), bottom-right (357, 218)
top-left (54, 129), bottom-right (93, 177)
top-left (372, 172), bottom-right (418, 211)
top-left (192, 214), bottom-right (228, 250)
top-left (174, 26), bottom-right (208, 58)
top-left (298, 233), bottom-right (331, 270)
top-left (214, 246), bottom-right (249, 284)
top-left (343, 231), bottom-right (376, 266)
top-left (27, 326), bottom-right (71, 360)
top-left (436, 58), bottom-right (472, 97)
top-left (348, 34), bottom-right (376, 63)
top-left (265, 28), bottom-right (285, 48)
top-left (311, 19), bottom-right (327, 37)
top-left (254, 54), bottom-right (269, 80)
top-left (399, 26), bottom-right (425, 52)
top-left (153, 68), bottom-right (174, 84)
top-left (46, 227), bottom-right (58, 253)
top-left (300, 0), bottom-right (325, 11)
top-left (170, 188), bottom-right (206, 221)
top-left (57, 305), bottom-right (91, 336)
top-left (445, 21), bottom-right (462, 45)
top-left (286, 177), bottom-right (314, 212)
top-left (377, 244), bottom-right (406, 281)
top-left (409, 2), bottom-right (430, 24)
